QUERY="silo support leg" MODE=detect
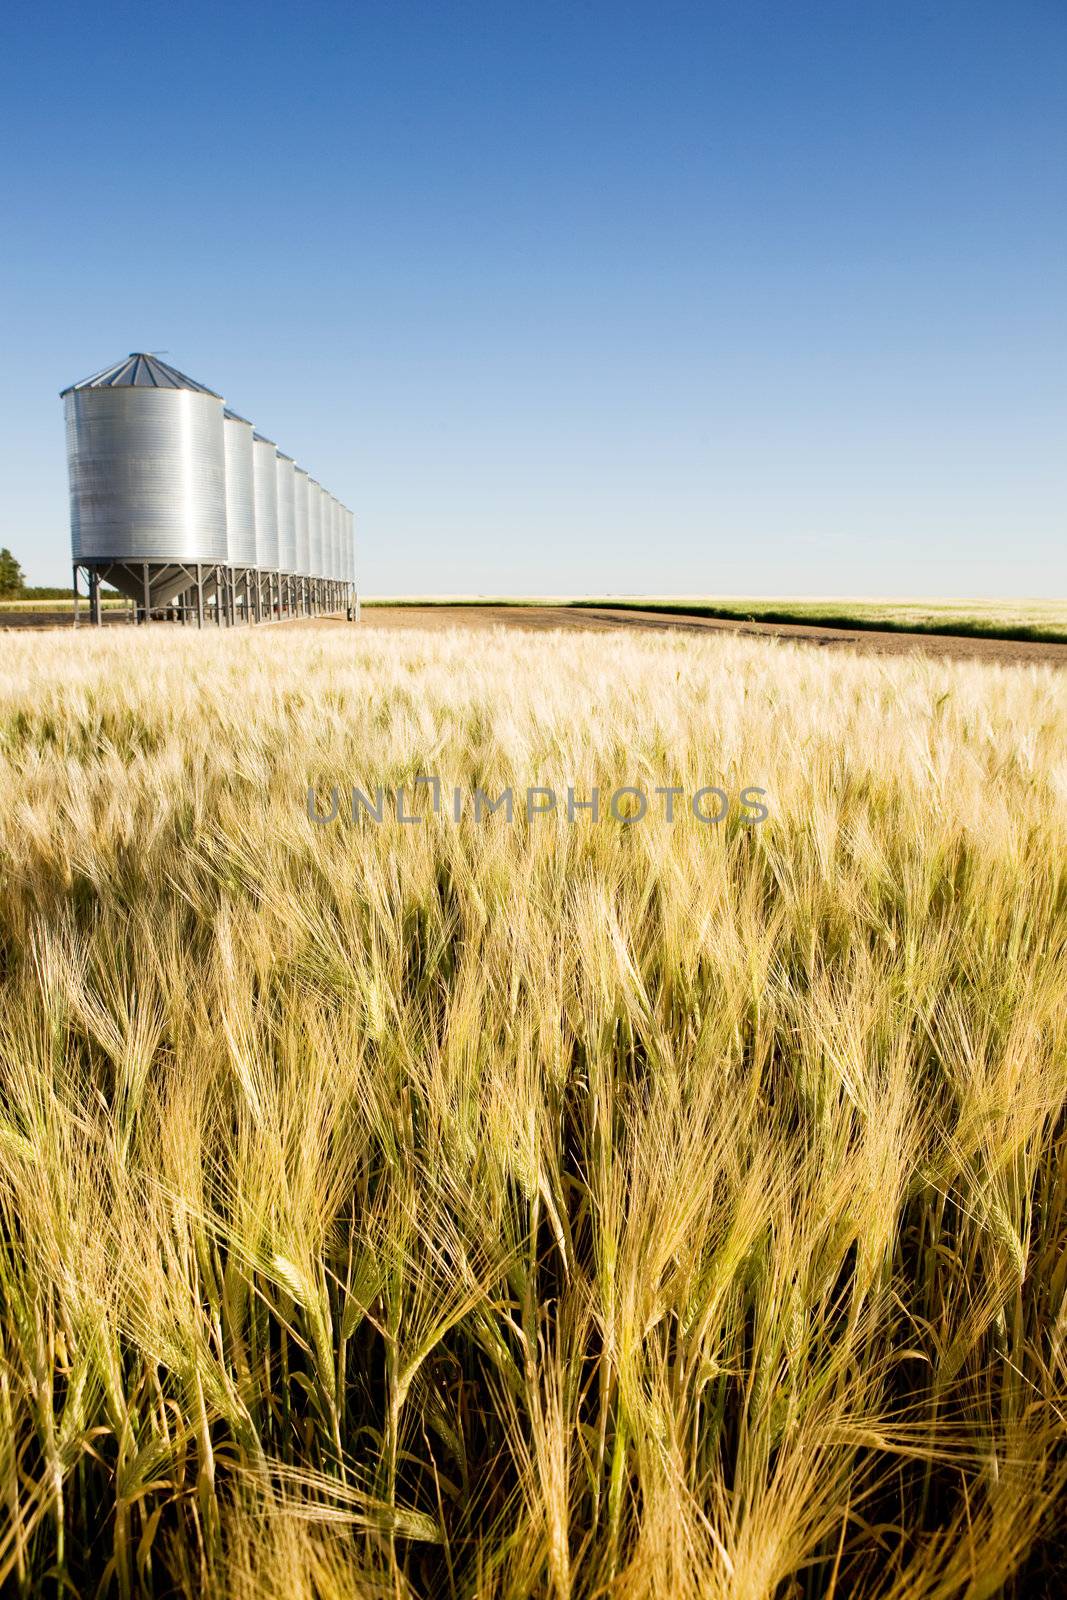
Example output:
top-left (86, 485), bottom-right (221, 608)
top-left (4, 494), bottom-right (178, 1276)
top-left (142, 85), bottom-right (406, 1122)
top-left (196, 565), bottom-right (204, 629)
top-left (142, 564), bottom-right (151, 624)
top-left (72, 566), bottom-right (80, 628)
top-left (90, 569), bottom-right (102, 628)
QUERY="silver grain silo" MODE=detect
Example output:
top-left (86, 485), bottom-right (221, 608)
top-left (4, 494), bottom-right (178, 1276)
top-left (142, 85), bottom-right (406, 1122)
top-left (327, 493), bottom-right (338, 602)
top-left (308, 480), bottom-right (323, 579)
top-left (252, 433), bottom-right (279, 570)
top-left (338, 505), bottom-right (346, 584)
top-left (293, 467), bottom-right (309, 576)
top-left (275, 451), bottom-right (296, 574)
top-left (319, 492), bottom-right (330, 580)
top-left (329, 489), bottom-right (337, 598)
top-left (329, 496), bottom-right (340, 579)
top-left (223, 409), bottom-right (256, 569)
top-left (62, 352), bottom-right (227, 612)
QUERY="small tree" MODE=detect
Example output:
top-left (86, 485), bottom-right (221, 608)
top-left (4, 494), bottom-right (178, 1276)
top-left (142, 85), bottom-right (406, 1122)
top-left (0, 548), bottom-right (25, 600)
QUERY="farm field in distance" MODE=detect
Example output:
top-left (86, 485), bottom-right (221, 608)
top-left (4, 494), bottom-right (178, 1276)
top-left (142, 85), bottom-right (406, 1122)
top-left (0, 624), bottom-right (1065, 1597)
top-left (6, 594), bottom-right (1067, 650)
top-left (352, 603), bottom-right (1067, 670)
top-left (364, 595), bottom-right (1067, 646)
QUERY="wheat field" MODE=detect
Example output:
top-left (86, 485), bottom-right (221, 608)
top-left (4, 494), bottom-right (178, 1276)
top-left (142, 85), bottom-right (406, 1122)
top-left (0, 625), bottom-right (1064, 1598)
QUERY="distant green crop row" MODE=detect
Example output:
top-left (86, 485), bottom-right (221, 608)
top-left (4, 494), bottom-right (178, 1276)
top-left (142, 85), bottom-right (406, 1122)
top-left (363, 595), bottom-right (1067, 644)
top-left (569, 596), bottom-right (1067, 645)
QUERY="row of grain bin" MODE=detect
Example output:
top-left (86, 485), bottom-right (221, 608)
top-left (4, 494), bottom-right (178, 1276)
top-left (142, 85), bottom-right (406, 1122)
top-left (62, 353), bottom-right (357, 624)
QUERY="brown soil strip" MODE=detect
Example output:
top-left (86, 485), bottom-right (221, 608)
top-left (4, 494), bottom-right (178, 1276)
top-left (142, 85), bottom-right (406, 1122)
top-left (11, 604), bottom-right (1066, 666)
top-left (330, 605), bottom-right (1067, 667)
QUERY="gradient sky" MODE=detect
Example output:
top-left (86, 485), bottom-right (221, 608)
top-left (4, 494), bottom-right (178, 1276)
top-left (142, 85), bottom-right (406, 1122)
top-left (2, 0), bottom-right (1064, 596)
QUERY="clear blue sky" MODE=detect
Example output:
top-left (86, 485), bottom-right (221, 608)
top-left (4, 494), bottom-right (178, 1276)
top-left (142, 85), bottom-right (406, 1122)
top-left (2, 0), bottom-right (1064, 596)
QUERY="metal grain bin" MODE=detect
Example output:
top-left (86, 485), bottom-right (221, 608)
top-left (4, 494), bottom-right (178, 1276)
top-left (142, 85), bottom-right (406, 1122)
top-left (347, 508), bottom-right (356, 586)
top-left (223, 408), bottom-right (256, 568)
top-left (324, 487), bottom-right (335, 579)
top-left (307, 476), bottom-right (319, 579)
top-left (61, 352), bottom-right (227, 603)
top-left (293, 467), bottom-right (309, 575)
top-left (319, 492), bottom-right (330, 578)
top-left (275, 451), bottom-right (296, 572)
top-left (330, 496), bottom-right (340, 579)
top-left (252, 433), bottom-right (279, 569)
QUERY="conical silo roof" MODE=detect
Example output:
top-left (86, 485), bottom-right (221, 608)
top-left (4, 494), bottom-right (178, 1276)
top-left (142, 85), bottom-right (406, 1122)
top-left (60, 353), bottom-right (223, 398)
